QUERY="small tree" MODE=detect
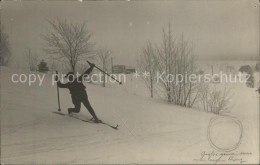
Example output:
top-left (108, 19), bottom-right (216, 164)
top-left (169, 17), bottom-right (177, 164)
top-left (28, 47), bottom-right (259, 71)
top-left (26, 48), bottom-right (38, 71)
top-left (255, 63), bottom-right (260, 72)
top-left (50, 58), bottom-right (58, 72)
top-left (96, 48), bottom-right (111, 87)
top-left (0, 20), bottom-right (11, 66)
top-left (199, 84), bottom-right (232, 114)
top-left (155, 25), bottom-right (198, 107)
top-left (42, 18), bottom-right (94, 72)
top-left (138, 41), bottom-right (157, 98)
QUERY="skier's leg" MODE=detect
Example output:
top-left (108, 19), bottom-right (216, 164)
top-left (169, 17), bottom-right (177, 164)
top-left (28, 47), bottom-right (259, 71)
top-left (68, 101), bottom-right (81, 114)
top-left (82, 99), bottom-right (99, 120)
top-left (73, 101), bottom-right (81, 113)
top-left (68, 108), bottom-right (74, 114)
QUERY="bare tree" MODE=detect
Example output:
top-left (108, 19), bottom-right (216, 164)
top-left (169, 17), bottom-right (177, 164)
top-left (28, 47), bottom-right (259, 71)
top-left (96, 48), bottom-right (111, 87)
top-left (155, 25), bottom-right (175, 102)
top-left (0, 20), bottom-right (11, 66)
top-left (42, 18), bottom-right (94, 72)
top-left (139, 24), bottom-right (232, 114)
top-left (138, 41), bottom-right (157, 98)
top-left (26, 48), bottom-right (38, 71)
top-left (50, 58), bottom-right (58, 72)
top-left (199, 83), bottom-right (232, 114)
top-left (155, 24), bottom-right (198, 107)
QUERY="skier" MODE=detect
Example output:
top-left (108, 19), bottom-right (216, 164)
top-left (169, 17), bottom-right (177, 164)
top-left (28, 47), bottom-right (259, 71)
top-left (55, 61), bottom-right (101, 123)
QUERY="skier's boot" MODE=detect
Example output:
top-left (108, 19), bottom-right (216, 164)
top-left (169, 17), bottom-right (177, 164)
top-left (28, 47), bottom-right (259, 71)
top-left (91, 117), bottom-right (102, 123)
top-left (68, 108), bottom-right (74, 115)
top-left (94, 119), bottom-right (102, 123)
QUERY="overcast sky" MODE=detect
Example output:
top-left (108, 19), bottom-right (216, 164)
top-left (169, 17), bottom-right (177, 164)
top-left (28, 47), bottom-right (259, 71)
top-left (2, 0), bottom-right (259, 66)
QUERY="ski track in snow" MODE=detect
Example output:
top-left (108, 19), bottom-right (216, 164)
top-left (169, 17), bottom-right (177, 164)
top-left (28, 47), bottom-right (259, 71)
top-left (1, 67), bottom-right (259, 164)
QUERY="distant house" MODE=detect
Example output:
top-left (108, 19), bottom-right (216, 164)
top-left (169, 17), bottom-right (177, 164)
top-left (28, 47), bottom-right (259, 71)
top-left (112, 65), bottom-right (135, 74)
top-left (125, 66), bottom-right (136, 74)
top-left (38, 60), bottom-right (49, 73)
top-left (112, 65), bottom-right (126, 74)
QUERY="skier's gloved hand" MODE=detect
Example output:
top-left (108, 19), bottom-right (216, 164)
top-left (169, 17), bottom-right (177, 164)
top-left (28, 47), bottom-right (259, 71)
top-left (90, 63), bottom-right (95, 68)
top-left (87, 61), bottom-right (95, 68)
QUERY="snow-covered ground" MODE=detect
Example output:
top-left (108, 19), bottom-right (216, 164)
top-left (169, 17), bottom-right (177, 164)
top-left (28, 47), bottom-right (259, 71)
top-left (1, 66), bottom-right (259, 164)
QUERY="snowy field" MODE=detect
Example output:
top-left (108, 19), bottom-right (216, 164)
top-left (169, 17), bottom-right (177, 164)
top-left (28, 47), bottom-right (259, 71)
top-left (1, 65), bottom-right (259, 164)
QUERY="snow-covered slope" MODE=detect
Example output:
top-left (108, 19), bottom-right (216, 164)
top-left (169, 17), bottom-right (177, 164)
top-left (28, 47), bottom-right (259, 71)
top-left (1, 67), bottom-right (259, 164)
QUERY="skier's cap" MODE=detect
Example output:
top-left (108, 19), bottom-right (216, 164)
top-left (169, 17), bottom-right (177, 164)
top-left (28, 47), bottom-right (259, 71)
top-left (64, 72), bottom-right (74, 78)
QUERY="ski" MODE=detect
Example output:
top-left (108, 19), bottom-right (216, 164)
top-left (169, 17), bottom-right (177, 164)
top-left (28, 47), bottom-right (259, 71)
top-left (53, 111), bottom-right (66, 116)
top-left (53, 111), bottom-right (93, 122)
top-left (90, 118), bottom-right (119, 130)
top-left (101, 122), bottom-right (119, 130)
top-left (52, 112), bottom-right (119, 130)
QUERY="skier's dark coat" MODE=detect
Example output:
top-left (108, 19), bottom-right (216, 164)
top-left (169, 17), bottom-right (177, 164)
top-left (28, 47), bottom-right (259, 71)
top-left (57, 66), bottom-right (98, 119)
top-left (57, 66), bottom-right (93, 103)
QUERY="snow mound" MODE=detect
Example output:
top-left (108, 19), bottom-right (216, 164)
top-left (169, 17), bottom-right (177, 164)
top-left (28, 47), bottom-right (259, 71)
top-left (1, 67), bottom-right (259, 164)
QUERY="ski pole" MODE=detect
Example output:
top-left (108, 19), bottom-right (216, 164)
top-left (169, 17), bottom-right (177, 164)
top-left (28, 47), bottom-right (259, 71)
top-left (56, 71), bottom-right (61, 111)
top-left (87, 60), bottom-right (122, 85)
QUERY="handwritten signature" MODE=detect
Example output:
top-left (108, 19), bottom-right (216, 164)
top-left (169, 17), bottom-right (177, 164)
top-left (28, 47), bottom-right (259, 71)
top-left (194, 150), bottom-right (252, 164)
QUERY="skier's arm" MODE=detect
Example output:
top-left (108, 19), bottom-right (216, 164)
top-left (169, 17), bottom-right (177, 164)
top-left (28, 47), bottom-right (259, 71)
top-left (79, 63), bottom-right (95, 81)
top-left (57, 81), bottom-right (69, 88)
